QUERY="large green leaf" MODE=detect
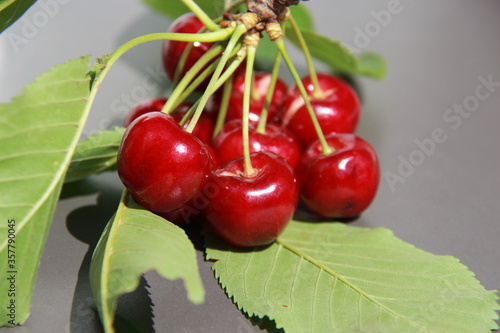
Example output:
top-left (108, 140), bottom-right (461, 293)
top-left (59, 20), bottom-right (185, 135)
top-left (65, 127), bottom-right (125, 183)
top-left (90, 192), bottom-right (205, 333)
top-left (0, 0), bottom-right (37, 34)
top-left (142, 0), bottom-right (225, 19)
top-left (286, 28), bottom-right (387, 79)
top-left (288, 4), bottom-right (314, 31)
top-left (0, 57), bottom-right (93, 326)
top-left (206, 220), bottom-right (499, 333)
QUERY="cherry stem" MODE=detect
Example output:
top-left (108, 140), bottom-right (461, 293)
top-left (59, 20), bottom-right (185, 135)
top-left (242, 40), bottom-right (259, 176)
top-left (180, 0), bottom-right (219, 31)
top-left (99, 30), bottom-right (235, 89)
top-left (181, 53), bottom-right (246, 129)
top-left (288, 14), bottom-right (324, 99)
top-left (171, 21), bottom-right (224, 87)
top-left (161, 44), bottom-right (225, 114)
top-left (172, 26), bottom-right (207, 87)
top-left (213, 75), bottom-right (234, 138)
top-left (256, 50), bottom-right (282, 134)
top-left (275, 37), bottom-right (334, 155)
top-left (186, 24), bottom-right (248, 133)
top-left (176, 42), bottom-right (244, 106)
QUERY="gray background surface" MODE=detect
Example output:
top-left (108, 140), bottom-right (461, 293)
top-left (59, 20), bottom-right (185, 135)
top-left (1, 0), bottom-right (499, 332)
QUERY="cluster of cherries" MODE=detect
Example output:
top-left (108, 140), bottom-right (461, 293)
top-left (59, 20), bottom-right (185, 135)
top-left (117, 13), bottom-right (380, 248)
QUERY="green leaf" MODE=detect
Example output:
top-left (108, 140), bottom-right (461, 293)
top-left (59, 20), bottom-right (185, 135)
top-left (90, 192), bottom-right (205, 333)
top-left (0, 0), bottom-right (37, 33)
top-left (0, 57), bottom-right (93, 326)
top-left (142, 0), bottom-right (225, 19)
top-left (65, 127), bottom-right (125, 183)
top-left (206, 220), bottom-right (499, 333)
top-left (286, 28), bottom-right (387, 79)
top-left (288, 5), bottom-right (314, 31)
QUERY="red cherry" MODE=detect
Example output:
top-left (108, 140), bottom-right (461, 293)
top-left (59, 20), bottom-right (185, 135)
top-left (203, 152), bottom-right (299, 247)
top-left (282, 73), bottom-right (360, 148)
top-left (162, 13), bottom-right (215, 89)
top-left (211, 119), bottom-right (301, 170)
top-left (298, 133), bottom-right (379, 218)
top-left (225, 72), bottom-right (288, 124)
top-left (117, 112), bottom-right (213, 214)
top-left (170, 104), bottom-right (215, 144)
top-left (123, 98), bottom-right (167, 127)
top-left (157, 145), bottom-right (218, 226)
top-left (123, 98), bottom-right (215, 144)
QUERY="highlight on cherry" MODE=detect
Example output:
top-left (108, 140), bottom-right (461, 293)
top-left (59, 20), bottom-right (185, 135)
top-left (116, 0), bottom-right (380, 248)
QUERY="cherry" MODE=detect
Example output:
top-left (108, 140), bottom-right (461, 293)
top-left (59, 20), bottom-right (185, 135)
top-left (123, 98), bottom-right (215, 144)
top-left (203, 151), bottom-right (299, 247)
top-left (211, 119), bottom-right (301, 170)
top-left (225, 72), bottom-right (288, 124)
top-left (162, 13), bottom-right (216, 90)
top-left (170, 104), bottom-right (215, 144)
top-left (298, 133), bottom-right (379, 219)
top-left (117, 112), bottom-right (213, 214)
top-left (282, 73), bottom-right (360, 148)
top-left (123, 98), bottom-right (167, 127)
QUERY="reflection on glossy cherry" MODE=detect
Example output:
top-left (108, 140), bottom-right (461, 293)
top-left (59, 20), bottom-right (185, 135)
top-left (117, 112), bottom-right (213, 214)
top-left (203, 152), bottom-right (299, 247)
top-left (123, 98), bottom-right (214, 144)
top-left (162, 13), bottom-right (214, 89)
top-left (225, 72), bottom-right (288, 124)
top-left (298, 133), bottom-right (379, 218)
top-left (211, 119), bottom-right (301, 169)
top-left (282, 73), bottom-right (360, 148)
top-left (123, 98), bottom-right (167, 127)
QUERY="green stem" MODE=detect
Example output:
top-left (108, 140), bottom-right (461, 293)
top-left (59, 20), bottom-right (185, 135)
top-left (172, 25), bottom-right (213, 86)
top-left (92, 29), bottom-right (234, 93)
top-left (256, 50), bottom-right (282, 134)
top-left (180, 0), bottom-right (219, 31)
top-left (213, 75), bottom-right (234, 138)
top-left (242, 43), bottom-right (258, 176)
top-left (186, 24), bottom-right (247, 133)
top-left (172, 38), bottom-right (196, 87)
top-left (161, 44), bottom-right (225, 114)
top-left (275, 37), bottom-right (333, 155)
top-left (288, 14), bottom-right (323, 99)
top-left (180, 53), bottom-right (246, 130)
top-left (176, 41), bottom-right (244, 106)
top-left (179, 101), bottom-right (199, 127)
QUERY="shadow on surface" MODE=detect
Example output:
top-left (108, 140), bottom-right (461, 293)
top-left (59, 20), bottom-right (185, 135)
top-left (64, 177), bottom-right (155, 333)
top-left (292, 200), bottom-right (359, 224)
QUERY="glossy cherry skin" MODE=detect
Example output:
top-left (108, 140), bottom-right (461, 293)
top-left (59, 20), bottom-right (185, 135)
top-left (298, 133), bottom-right (379, 218)
top-left (282, 73), bottom-right (360, 148)
top-left (123, 98), bottom-right (215, 144)
top-left (211, 119), bottom-right (301, 170)
top-left (123, 98), bottom-right (167, 127)
top-left (225, 72), bottom-right (288, 124)
top-left (117, 112), bottom-right (213, 214)
top-left (162, 13), bottom-right (215, 89)
top-left (203, 152), bottom-right (299, 247)
top-left (170, 106), bottom-right (215, 144)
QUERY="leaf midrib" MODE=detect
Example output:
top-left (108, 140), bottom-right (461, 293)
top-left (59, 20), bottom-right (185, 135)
top-left (0, 80), bottom-right (90, 251)
top-left (276, 237), bottom-right (420, 329)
